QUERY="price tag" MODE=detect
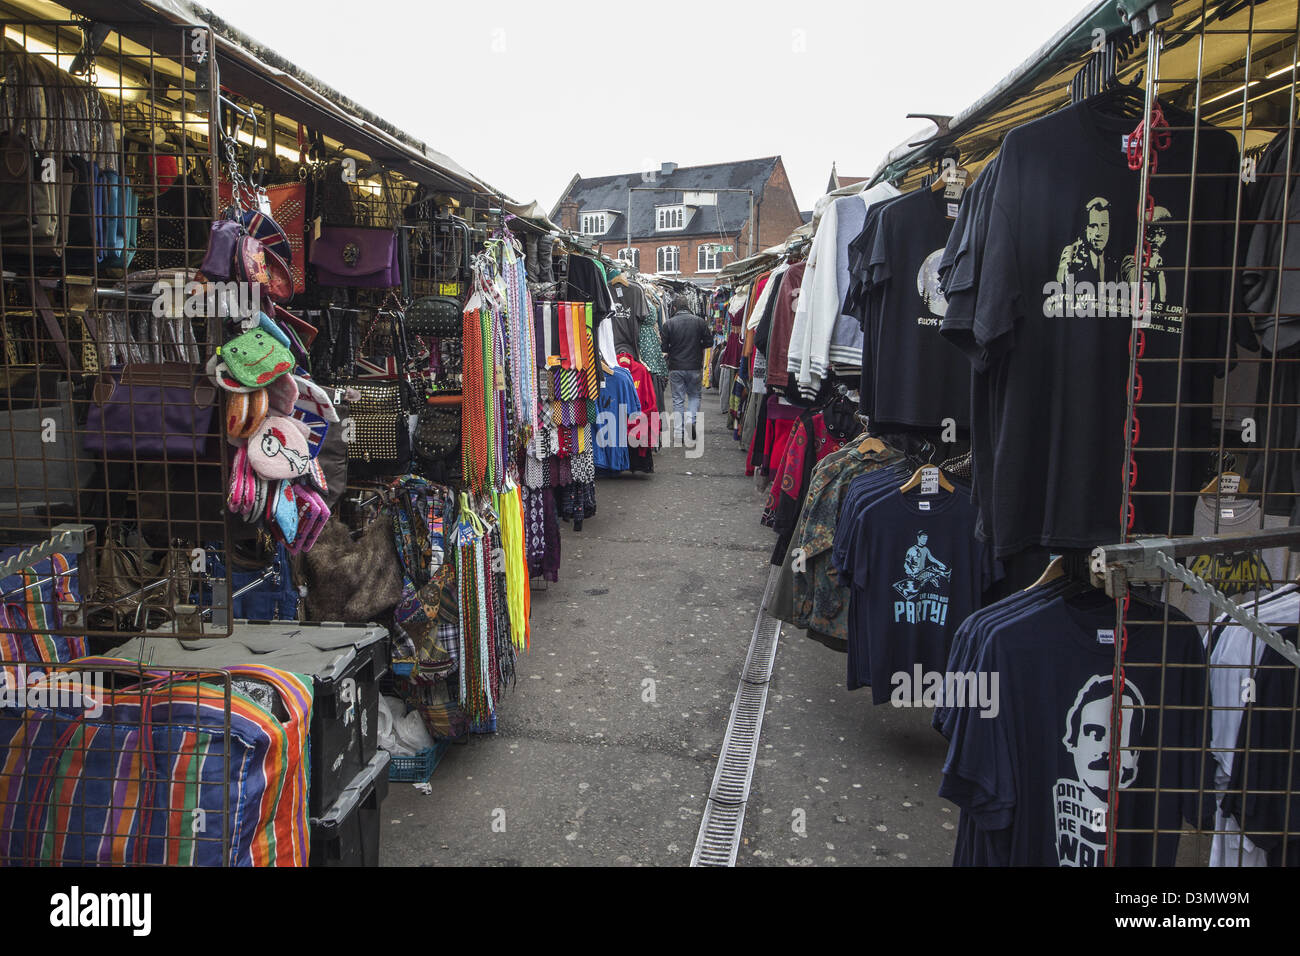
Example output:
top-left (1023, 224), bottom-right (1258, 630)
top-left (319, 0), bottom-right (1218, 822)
top-left (1218, 473), bottom-right (1241, 496)
top-left (920, 467), bottom-right (939, 496)
top-left (438, 282), bottom-right (461, 297)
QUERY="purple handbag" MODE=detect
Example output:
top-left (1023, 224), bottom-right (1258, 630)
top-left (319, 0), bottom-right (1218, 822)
top-left (309, 225), bottom-right (400, 288)
top-left (83, 362), bottom-right (219, 458)
top-left (199, 218), bottom-right (241, 280)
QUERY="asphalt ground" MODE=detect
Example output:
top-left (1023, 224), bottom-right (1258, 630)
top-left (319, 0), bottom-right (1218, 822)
top-left (380, 386), bottom-right (957, 866)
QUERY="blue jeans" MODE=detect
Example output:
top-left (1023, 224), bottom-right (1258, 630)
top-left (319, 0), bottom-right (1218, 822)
top-left (669, 369), bottom-right (702, 430)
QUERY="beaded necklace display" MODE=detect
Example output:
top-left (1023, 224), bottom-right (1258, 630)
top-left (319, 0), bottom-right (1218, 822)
top-left (461, 290), bottom-right (488, 492)
top-left (455, 495), bottom-right (495, 723)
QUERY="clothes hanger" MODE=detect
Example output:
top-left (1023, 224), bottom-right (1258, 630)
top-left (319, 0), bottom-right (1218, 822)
top-left (1025, 556), bottom-right (1065, 590)
top-left (1200, 465), bottom-right (1248, 496)
top-left (898, 463), bottom-right (954, 494)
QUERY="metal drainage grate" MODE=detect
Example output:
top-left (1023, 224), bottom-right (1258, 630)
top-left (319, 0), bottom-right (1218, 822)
top-left (691, 564), bottom-right (783, 867)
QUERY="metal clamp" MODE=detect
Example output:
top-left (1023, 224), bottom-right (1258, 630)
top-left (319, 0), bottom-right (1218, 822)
top-left (1090, 529), bottom-right (1300, 668)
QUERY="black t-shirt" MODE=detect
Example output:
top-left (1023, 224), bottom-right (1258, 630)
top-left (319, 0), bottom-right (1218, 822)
top-left (609, 282), bottom-right (644, 359)
top-left (941, 101), bottom-right (1240, 558)
top-left (840, 485), bottom-right (996, 703)
top-left (848, 197), bottom-right (902, 420)
top-left (844, 194), bottom-right (905, 324)
top-left (866, 188), bottom-right (970, 430)
top-left (564, 254), bottom-right (613, 324)
top-left (940, 588), bottom-right (1212, 866)
top-left (939, 157), bottom-right (1002, 541)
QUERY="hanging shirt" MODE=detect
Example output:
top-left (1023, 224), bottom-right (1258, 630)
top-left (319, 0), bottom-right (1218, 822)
top-left (939, 100), bottom-right (1241, 558)
top-left (765, 261), bottom-right (806, 389)
top-left (941, 588), bottom-right (1212, 867)
top-left (609, 282), bottom-right (645, 360)
top-left (837, 484), bottom-right (996, 702)
top-left (866, 187), bottom-right (970, 430)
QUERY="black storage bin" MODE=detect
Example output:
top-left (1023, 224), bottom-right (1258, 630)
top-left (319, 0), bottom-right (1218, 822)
top-left (310, 749), bottom-right (390, 867)
top-left (111, 620), bottom-right (390, 816)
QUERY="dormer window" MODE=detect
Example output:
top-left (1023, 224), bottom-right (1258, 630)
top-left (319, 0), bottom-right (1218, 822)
top-left (656, 205), bottom-right (685, 232)
top-left (580, 212), bottom-right (610, 236)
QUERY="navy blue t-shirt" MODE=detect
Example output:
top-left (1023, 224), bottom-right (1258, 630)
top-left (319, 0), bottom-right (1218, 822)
top-left (840, 486), bottom-right (996, 703)
top-left (941, 589), bottom-right (1212, 866)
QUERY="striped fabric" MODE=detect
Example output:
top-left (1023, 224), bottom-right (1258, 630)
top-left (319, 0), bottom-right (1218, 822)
top-left (0, 658), bottom-right (311, 866)
top-left (1, 553), bottom-right (85, 685)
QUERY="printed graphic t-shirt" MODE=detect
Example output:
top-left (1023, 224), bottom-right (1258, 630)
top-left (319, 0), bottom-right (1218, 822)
top-left (941, 589), bottom-right (1212, 866)
top-left (944, 101), bottom-right (1241, 557)
top-left (841, 486), bottom-right (995, 703)
top-left (866, 187), bottom-right (970, 430)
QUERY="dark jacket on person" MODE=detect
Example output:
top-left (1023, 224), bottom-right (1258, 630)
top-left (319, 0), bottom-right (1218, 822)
top-left (661, 311), bottom-right (712, 372)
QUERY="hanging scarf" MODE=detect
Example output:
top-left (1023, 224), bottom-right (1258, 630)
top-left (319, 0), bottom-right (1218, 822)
top-left (497, 482), bottom-right (530, 652)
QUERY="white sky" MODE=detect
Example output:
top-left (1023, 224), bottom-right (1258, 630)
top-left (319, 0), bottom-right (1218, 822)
top-left (200, 0), bottom-right (1093, 211)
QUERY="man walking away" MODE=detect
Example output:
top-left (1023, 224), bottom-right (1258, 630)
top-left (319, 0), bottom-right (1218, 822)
top-left (661, 293), bottom-right (711, 442)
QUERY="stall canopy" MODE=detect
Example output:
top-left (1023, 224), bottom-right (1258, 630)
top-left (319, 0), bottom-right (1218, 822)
top-left (50, 0), bottom-right (512, 200)
top-left (870, 0), bottom-right (1281, 192)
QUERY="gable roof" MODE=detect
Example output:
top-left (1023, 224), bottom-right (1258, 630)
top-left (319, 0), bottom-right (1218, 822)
top-left (552, 156), bottom-right (781, 243)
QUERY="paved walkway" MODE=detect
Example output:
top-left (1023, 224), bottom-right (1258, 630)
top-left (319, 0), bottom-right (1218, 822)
top-left (380, 389), bottom-right (957, 866)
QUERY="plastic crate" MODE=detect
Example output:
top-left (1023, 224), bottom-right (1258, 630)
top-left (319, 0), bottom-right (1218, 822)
top-left (309, 749), bottom-right (390, 868)
top-left (387, 739), bottom-right (449, 783)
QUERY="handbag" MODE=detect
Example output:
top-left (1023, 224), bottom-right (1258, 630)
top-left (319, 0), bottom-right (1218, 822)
top-left (309, 225), bottom-right (400, 288)
top-left (97, 168), bottom-right (139, 275)
top-left (266, 182), bottom-right (307, 294)
top-left (343, 379), bottom-right (408, 476)
top-left (82, 361), bottom-right (218, 458)
top-left (0, 287), bottom-right (95, 513)
top-left (407, 295), bottom-right (463, 337)
top-left (0, 130), bottom-right (69, 257)
top-left (134, 171), bottom-right (213, 271)
top-left (414, 403), bottom-right (461, 463)
top-left (301, 513), bottom-right (405, 622)
top-left (199, 218), bottom-right (241, 280)
top-left (234, 233), bottom-right (293, 303)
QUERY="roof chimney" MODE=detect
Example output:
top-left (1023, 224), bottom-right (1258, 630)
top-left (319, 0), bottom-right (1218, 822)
top-left (660, 161), bottom-right (677, 177)
top-left (558, 199), bottom-right (579, 231)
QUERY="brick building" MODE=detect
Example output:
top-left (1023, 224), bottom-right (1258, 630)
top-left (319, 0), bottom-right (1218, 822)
top-left (550, 156), bottom-right (804, 283)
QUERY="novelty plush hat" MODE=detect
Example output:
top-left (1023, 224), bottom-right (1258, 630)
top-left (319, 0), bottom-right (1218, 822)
top-left (214, 312), bottom-right (295, 389)
top-left (247, 415), bottom-right (313, 480)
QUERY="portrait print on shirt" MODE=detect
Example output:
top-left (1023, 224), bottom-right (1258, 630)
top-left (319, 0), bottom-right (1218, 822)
top-left (1044, 196), bottom-right (1183, 332)
top-left (1054, 674), bottom-right (1146, 867)
top-left (893, 530), bottom-right (952, 624)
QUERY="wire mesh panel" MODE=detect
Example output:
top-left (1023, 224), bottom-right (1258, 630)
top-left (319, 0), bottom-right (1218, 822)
top-left (0, 19), bottom-right (232, 642)
top-left (0, 654), bottom-right (315, 867)
top-left (1110, 0), bottom-right (1300, 867)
